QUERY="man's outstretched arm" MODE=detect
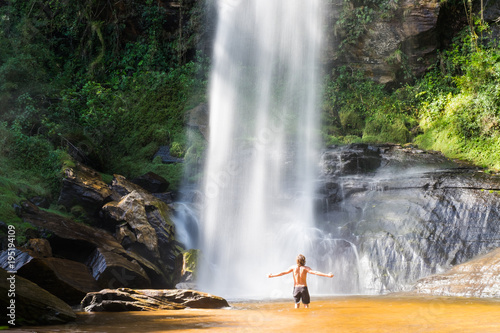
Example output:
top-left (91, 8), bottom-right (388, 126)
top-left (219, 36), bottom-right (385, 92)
top-left (308, 269), bottom-right (334, 278)
top-left (268, 267), bottom-right (293, 278)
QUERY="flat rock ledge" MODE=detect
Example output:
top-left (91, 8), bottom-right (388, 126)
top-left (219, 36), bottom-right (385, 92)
top-left (81, 288), bottom-right (230, 312)
top-left (411, 248), bottom-right (500, 298)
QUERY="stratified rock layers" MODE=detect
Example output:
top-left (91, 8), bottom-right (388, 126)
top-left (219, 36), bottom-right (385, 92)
top-left (317, 144), bottom-right (500, 294)
top-left (81, 288), bottom-right (229, 312)
top-left (412, 248), bottom-right (500, 297)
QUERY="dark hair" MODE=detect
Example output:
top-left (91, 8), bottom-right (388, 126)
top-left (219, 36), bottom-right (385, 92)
top-left (296, 254), bottom-right (306, 266)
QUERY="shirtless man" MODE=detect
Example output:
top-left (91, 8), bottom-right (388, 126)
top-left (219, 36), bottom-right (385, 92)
top-left (268, 254), bottom-right (334, 308)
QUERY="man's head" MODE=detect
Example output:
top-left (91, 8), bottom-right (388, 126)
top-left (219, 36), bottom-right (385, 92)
top-left (296, 254), bottom-right (306, 266)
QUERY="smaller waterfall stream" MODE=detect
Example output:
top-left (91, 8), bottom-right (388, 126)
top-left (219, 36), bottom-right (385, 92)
top-left (170, 202), bottom-right (200, 250)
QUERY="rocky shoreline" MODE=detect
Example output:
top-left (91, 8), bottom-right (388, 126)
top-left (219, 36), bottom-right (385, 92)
top-left (0, 162), bottom-right (219, 326)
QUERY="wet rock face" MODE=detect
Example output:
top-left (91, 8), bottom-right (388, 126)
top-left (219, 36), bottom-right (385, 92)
top-left (324, 0), bottom-right (441, 86)
top-left (20, 199), bottom-right (177, 290)
top-left (317, 144), bottom-right (500, 294)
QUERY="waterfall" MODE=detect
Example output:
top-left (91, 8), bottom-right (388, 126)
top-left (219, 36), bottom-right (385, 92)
top-left (199, 0), bottom-right (325, 298)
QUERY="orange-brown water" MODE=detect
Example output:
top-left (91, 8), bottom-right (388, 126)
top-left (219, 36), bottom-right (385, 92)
top-left (10, 296), bottom-right (500, 332)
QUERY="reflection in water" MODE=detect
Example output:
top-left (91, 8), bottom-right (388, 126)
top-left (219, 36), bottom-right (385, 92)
top-left (13, 297), bottom-right (500, 332)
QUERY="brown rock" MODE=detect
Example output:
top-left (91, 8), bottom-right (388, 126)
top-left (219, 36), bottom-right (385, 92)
top-left (142, 289), bottom-right (230, 309)
top-left (0, 268), bottom-right (76, 326)
top-left (131, 171), bottom-right (170, 193)
top-left (25, 238), bottom-right (52, 257)
top-left (81, 288), bottom-right (185, 312)
top-left (102, 191), bottom-right (160, 259)
top-left (57, 163), bottom-right (113, 216)
top-left (81, 288), bottom-right (229, 312)
top-left (103, 177), bottom-right (182, 286)
top-left (86, 247), bottom-right (151, 289)
top-left (110, 174), bottom-right (155, 201)
top-left (412, 247), bottom-right (500, 297)
top-left (327, 0), bottom-right (441, 86)
top-left (17, 257), bottom-right (100, 305)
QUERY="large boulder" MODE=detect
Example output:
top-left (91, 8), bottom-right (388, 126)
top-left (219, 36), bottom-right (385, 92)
top-left (411, 247), bottom-right (500, 298)
top-left (0, 268), bottom-right (75, 326)
top-left (57, 163), bottom-right (113, 216)
top-left (16, 255), bottom-right (99, 305)
top-left (86, 247), bottom-right (151, 289)
top-left (24, 258), bottom-right (98, 305)
top-left (81, 288), bottom-right (229, 312)
top-left (102, 191), bottom-right (161, 259)
top-left (104, 175), bottom-right (182, 285)
top-left (0, 247), bottom-right (99, 305)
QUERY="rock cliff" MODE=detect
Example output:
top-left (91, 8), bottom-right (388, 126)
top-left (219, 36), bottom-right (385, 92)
top-left (324, 0), bottom-right (499, 86)
top-left (315, 144), bottom-right (500, 295)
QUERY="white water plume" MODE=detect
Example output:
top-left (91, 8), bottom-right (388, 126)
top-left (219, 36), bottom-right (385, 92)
top-left (199, 0), bottom-right (325, 298)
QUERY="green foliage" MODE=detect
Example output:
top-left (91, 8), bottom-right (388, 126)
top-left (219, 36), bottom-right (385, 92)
top-left (363, 113), bottom-right (411, 143)
top-left (415, 25), bottom-right (500, 170)
top-left (0, 0), bottom-right (209, 247)
top-left (0, 124), bottom-right (57, 244)
top-left (170, 142), bottom-right (186, 158)
top-left (322, 66), bottom-right (417, 145)
top-left (184, 128), bottom-right (207, 181)
top-left (182, 249), bottom-right (200, 278)
top-left (323, 18), bottom-right (500, 172)
top-left (0, 0), bottom-right (210, 197)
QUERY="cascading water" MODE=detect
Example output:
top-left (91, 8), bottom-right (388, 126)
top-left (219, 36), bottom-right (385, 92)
top-left (199, 0), bottom-right (327, 298)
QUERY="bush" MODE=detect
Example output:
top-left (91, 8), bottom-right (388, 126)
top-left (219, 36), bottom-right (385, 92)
top-left (414, 27), bottom-right (500, 170)
top-left (322, 66), bottom-right (416, 145)
top-left (363, 113), bottom-right (410, 143)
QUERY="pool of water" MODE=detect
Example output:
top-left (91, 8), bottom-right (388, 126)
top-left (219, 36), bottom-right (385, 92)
top-left (10, 296), bottom-right (500, 332)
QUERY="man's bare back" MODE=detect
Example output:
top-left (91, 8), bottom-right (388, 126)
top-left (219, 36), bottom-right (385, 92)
top-left (292, 265), bottom-right (333, 286)
top-left (293, 265), bottom-right (311, 286)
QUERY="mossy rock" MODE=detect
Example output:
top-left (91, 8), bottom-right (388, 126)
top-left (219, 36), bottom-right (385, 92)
top-left (182, 249), bottom-right (200, 279)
